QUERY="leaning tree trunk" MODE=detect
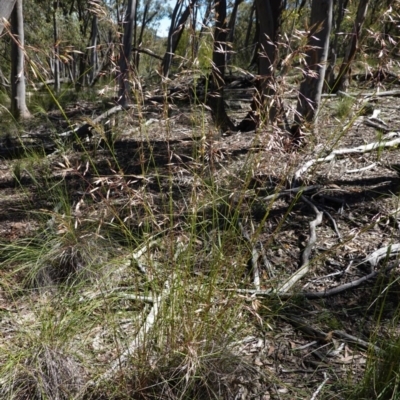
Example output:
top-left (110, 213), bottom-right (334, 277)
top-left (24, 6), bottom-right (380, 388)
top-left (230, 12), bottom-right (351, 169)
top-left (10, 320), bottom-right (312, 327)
top-left (237, 0), bottom-right (284, 132)
top-left (331, 0), bottom-right (369, 93)
top-left (294, 0), bottom-right (333, 131)
top-left (118, 0), bottom-right (136, 107)
top-left (11, 0), bottom-right (30, 119)
top-left (206, 0), bottom-right (235, 132)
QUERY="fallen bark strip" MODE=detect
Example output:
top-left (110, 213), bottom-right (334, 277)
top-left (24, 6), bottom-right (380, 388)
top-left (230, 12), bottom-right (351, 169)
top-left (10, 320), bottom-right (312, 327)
top-left (363, 118), bottom-right (392, 132)
top-left (277, 196), bottom-right (323, 293)
top-left (295, 137), bottom-right (400, 181)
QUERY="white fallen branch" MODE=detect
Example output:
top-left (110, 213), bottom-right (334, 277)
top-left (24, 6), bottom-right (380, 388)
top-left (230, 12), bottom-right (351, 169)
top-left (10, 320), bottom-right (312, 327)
top-left (295, 137), bottom-right (400, 181)
top-left (277, 196), bottom-right (323, 293)
top-left (95, 240), bottom-right (187, 383)
top-left (361, 243), bottom-right (400, 268)
top-left (99, 281), bottom-right (170, 381)
top-left (346, 163), bottom-right (376, 173)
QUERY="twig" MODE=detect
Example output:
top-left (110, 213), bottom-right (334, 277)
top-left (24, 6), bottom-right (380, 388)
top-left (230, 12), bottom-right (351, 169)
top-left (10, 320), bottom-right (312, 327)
top-left (260, 242), bottom-right (275, 277)
top-left (306, 196), bottom-right (341, 241)
top-left (132, 47), bottom-right (163, 60)
top-left (283, 314), bottom-right (383, 354)
top-left (278, 196), bottom-right (323, 293)
top-left (302, 264), bottom-right (396, 299)
top-left (332, 330), bottom-right (382, 354)
top-left (310, 372), bottom-right (329, 400)
top-left (322, 208), bottom-right (341, 241)
top-left (239, 223), bottom-right (261, 290)
top-left (264, 185), bottom-right (321, 202)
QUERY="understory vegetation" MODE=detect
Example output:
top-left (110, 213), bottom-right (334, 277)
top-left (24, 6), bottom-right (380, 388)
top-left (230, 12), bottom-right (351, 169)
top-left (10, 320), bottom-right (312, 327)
top-left (1, 0), bottom-right (400, 399)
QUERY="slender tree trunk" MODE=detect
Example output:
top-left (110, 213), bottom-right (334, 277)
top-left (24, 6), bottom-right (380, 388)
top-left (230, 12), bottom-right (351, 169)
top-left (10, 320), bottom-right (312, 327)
top-left (53, 0), bottom-right (60, 93)
top-left (238, 0), bottom-right (284, 132)
top-left (325, 0), bottom-right (349, 90)
top-left (118, 0), bottom-right (136, 107)
top-left (244, 2), bottom-right (255, 50)
top-left (226, 0), bottom-right (244, 69)
top-left (89, 12), bottom-right (98, 85)
top-left (162, 0), bottom-right (196, 78)
top-left (206, 0), bottom-right (235, 132)
top-left (294, 0), bottom-right (333, 129)
top-left (193, 0), bottom-right (212, 59)
top-left (11, 0), bottom-right (30, 119)
top-left (133, 0), bottom-right (150, 71)
top-left (331, 0), bottom-right (369, 92)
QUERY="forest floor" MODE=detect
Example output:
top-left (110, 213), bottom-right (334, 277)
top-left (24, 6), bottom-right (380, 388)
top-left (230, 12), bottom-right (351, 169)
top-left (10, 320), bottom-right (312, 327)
top-left (1, 74), bottom-right (400, 399)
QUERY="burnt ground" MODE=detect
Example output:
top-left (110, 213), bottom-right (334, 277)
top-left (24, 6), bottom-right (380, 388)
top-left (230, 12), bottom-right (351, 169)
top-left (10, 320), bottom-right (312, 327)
top-left (2, 76), bottom-right (400, 399)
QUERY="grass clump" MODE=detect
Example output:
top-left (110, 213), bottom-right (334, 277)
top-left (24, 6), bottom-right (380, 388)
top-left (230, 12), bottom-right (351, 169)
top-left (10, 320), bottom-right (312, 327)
top-left (0, 344), bottom-right (85, 400)
top-left (350, 335), bottom-right (400, 400)
top-left (334, 95), bottom-right (356, 119)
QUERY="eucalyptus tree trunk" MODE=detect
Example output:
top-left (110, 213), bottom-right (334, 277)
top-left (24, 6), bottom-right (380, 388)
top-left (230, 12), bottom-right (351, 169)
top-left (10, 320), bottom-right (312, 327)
top-left (53, 0), bottom-right (60, 93)
top-left (331, 0), bottom-right (369, 93)
top-left (11, 0), bottom-right (30, 119)
top-left (89, 12), bottom-right (98, 85)
top-left (238, 0), bottom-right (284, 131)
top-left (294, 0), bottom-right (333, 128)
top-left (206, 0), bottom-right (235, 132)
top-left (0, 0), bottom-right (17, 35)
top-left (325, 0), bottom-right (349, 89)
top-left (118, 0), bottom-right (136, 107)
